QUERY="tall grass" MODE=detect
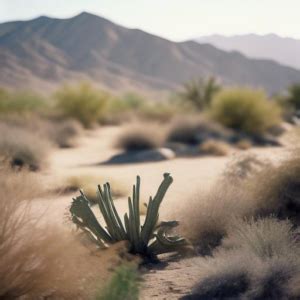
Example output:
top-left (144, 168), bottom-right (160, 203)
top-left (0, 123), bottom-right (50, 170)
top-left (210, 88), bottom-right (282, 135)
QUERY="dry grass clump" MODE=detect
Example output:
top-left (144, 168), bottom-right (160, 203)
top-left (199, 140), bottom-right (231, 156)
top-left (178, 183), bottom-right (252, 255)
top-left (166, 116), bottom-right (233, 146)
top-left (210, 87), bottom-right (282, 135)
top-left (0, 114), bottom-right (82, 149)
top-left (47, 119), bottom-right (82, 148)
top-left (184, 218), bottom-right (300, 299)
top-left (115, 123), bottom-right (165, 152)
top-left (247, 150), bottom-right (300, 223)
top-left (63, 174), bottom-right (128, 202)
top-left (0, 167), bottom-right (112, 299)
top-left (235, 139), bottom-right (252, 150)
top-left (0, 124), bottom-right (51, 171)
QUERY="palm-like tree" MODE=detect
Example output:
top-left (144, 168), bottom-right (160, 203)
top-left (179, 76), bottom-right (221, 110)
top-left (286, 84), bottom-right (300, 112)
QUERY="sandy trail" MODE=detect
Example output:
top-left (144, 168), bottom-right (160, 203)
top-left (34, 126), bottom-right (289, 299)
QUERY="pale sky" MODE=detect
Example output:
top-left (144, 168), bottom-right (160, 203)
top-left (1, 0), bottom-right (300, 41)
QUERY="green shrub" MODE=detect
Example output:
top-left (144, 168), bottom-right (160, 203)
top-left (55, 82), bottom-right (108, 128)
top-left (210, 88), bottom-right (282, 135)
top-left (96, 264), bottom-right (140, 300)
top-left (0, 89), bottom-right (46, 114)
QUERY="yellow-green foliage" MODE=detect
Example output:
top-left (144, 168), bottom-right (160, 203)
top-left (55, 82), bottom-right (108, 128)
top-left (96, 264), bottom-right (140, 300)
top-left (210, 88), bottom-right (282, 135)
top-left (63, 175), bottom-right (128, 202)
top-left (0, 88), bottom-right (46, 115)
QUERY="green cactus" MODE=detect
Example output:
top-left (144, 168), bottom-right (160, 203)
top-left (70, 173), bottom-right (186, 260)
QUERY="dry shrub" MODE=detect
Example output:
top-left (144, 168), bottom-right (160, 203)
top-left (199, 140), bottom-right (231, 156)
top-left (235, 139), bottom-right (252, 150)
top-left (166, 116), bottom-right (233, 146)
top-left (247, 150), bottom-right (300, 223)
top-left (63, 174), bottom-right (128, 202)
top-left (115, 123), bottom-right (165, 152)
top-left (184, 218), bottom-right (300, 299)
top-left (47, 119), bottom-right (82, 148)
top-left (0, 115), bottom-right (82, 148)
top-left (0, 167), bottom-right (111, 299)
top-left (178, 184), bottom-right (252, 255)
top-left (178, 154), bottom-right (272, 254)
top-left (0, 124), bottom-right (50, 171)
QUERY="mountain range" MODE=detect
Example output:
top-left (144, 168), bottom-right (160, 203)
top-left (1, 12), bottom-right (300, 95)
top-left (197, 34), bottom-right (300, 70)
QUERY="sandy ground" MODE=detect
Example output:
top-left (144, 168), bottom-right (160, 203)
top-left (33, 126), bottom-right (290, 299)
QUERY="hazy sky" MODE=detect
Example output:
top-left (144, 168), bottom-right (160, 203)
top-left (1, 0), bottom-right (300, 41)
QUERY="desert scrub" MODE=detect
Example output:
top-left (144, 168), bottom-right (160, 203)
top-left (96, 264), bottom-right (140, 300)
top-left (247, 151), bottom-right (300, 223)
top-left (70, 174), bottom-right (186, 261)
top-left (0, 89), bottom-right (46, 115)
top-left (55, 82), bottom-right (109, 128)
top-left (0, 123), bottom-right (50, 170)
top-left (210, 88), bottom-right (282, 135)
top-left (183, 218), bottom-right (300, 300)
top-left (63, 175), bottom-right (128, 202)
top-left (115, 123), bottom-right (165, 151)
top-left (166, 116), bottom-right (233, 146)
top-left (199, 140), bottom-right (231, 156)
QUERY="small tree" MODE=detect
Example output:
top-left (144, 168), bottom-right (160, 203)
top-left (179, 77), bottom-right (221, 110)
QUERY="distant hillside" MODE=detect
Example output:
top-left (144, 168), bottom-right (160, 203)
top-left (197, 34), bottom-right (300, 70)
top-left (1, 13), bottom-right (300, 95)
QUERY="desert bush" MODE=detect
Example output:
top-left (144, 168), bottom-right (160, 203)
top-left (55, 82), bottom-right (108, 128)
top-left (0, 90), bottom-right (46, 115)
top-left (166, 116), bottom-right (233, 146)
top-left (115, 123), bottom-right (165, 151)
top-left (63, 174), bottom-right (128, 202)
top-left (199, 140), bottom-right (231, 156)
top-left (48, 119), bottom-right (82, 148)
top-left (0, 124), bottom-right (50, 170)
top-left (235, 139), bottom-right (252, 150)
top-left (178, 77), bottom-right (221, 110)
top-left (0, 114), bottom-right (82, 148)
top-left (210, 88), bottom-right (282, 135)
top-left (183, 218), bottom-right (300, 299)
top-left (96, 264), bottom-right (140, 300)
top-left (247, 151), bottom-right (300, 223)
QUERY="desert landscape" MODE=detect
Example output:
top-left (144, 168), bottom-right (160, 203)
top-left (1, 2), bottom-right (300, 299)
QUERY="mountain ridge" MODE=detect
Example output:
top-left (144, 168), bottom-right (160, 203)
top-left (1, 12), bottom-right (300, 95)
top-left (196, 34), bottom-right (300, 70)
